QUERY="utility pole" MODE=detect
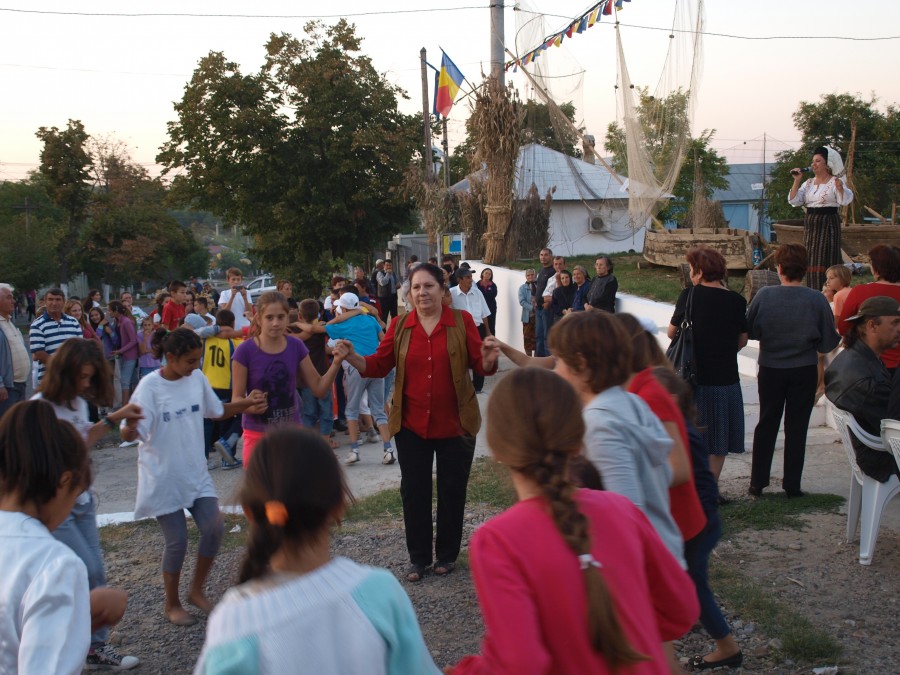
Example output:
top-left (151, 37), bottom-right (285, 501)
top-left (420, 48), bottom-right (433, 181)
top-left (490, 1), bottom-right (505, 85)
top-left (12, 197), bottom-right (39, 238)
top-left (760, 132), bottom-right (766, 235)
top-left (442, 118), bottom-right (451, 189)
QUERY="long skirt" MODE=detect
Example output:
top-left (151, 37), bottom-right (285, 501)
top-left (803, 209), bottom-right (841, 291)
top-left (522, 316), bottom-right (536, 356)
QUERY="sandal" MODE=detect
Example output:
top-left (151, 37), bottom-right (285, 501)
top-left (433, 561), bottom-right (455, 576)
top-left (406, 564), bottom-right (429, 582)
top-left (690, 651), bottom-right (743, 671)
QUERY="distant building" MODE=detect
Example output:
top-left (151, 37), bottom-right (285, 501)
top-left (711, 162), bottom-right (773, 240)
top-left (452, 143), bottom-right (646, 256)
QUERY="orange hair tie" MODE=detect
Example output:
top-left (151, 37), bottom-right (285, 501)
top-left (264, 500), bottom-right (289, 527)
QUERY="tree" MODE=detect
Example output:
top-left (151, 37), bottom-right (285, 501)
top-left (158, 20), bottom-right (421, 292)
top-left (0, 177), bottom-right (63, 291)
top-left (35, 119), bottom-right (92, 284)
top-left (605, 88), bottom-right (729, 225)
top-left (767, 93), bottom-right (900, 223)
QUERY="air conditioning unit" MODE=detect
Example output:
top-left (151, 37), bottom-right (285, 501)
top-left (589, 214), bottom-right (606, 233)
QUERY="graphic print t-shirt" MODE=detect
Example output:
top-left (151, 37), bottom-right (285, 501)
top-left (233, 336), bottom-right (309, 432)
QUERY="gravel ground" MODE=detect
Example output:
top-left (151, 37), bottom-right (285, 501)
top-left (98, 487), bottom-right (900, 675)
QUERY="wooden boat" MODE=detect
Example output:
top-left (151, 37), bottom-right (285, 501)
top-left (642, 227), bottom-right (763, 270)
top-left (773, 219), bottom-right (900, 256)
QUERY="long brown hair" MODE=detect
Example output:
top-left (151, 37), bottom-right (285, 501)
top-left (615, 313), bottom-right (670, 374)
top-left (39, 339), bottom-right (113, 409)
top-left (548, 311), bottom-right (632, 394)
top-left (238, 427), bottom-right (353, 583)
top-left (487, 369), bottom-right (649, 669)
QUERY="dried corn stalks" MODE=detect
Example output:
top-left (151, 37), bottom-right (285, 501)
top-left (470, 78), bottom-right (523, 264)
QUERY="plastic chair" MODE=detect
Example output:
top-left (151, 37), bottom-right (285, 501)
top-left (831, 407), bottom-right (900, 565)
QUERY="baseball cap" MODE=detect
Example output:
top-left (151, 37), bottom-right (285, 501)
top-left (456, 268), bottom-right (473, 279)
top-left (183, 313), bottom-right (208, 330)
top-left (376, 259), bottom-right (384, 265)
top-left (335, 293), bottom-right (360, 310)
top-left (845, 296), bottom-right (900, 322)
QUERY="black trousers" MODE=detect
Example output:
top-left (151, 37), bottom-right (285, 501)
top-left (395, 427), bottom-right (476, 566)
top-left (472, 324), bottom-right (488, 392)
top-left (750, 364), bottom-right (817, 493)
top-left (379, 294), bottom-right (398, 322)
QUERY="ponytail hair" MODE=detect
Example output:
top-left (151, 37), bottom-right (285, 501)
top-left (487, 369), bottom-right (649, 668)
top-left (150, 327), bottom-right (202, 361)
top-left (238, 427), bottom-right (353, 583)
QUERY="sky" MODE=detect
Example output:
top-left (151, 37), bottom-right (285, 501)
top-left (2, 1), bottom-right (899, 183)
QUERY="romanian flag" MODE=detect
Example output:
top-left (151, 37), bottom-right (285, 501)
top-left (434, 51), bottom-right (465, 119)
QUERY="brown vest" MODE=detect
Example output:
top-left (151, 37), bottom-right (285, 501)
top-left (388, 309), bottom-right (481, 438)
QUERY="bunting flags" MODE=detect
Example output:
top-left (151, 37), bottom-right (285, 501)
top-left (434, 51), bottom-right (465, 118)
top-left (505, 0), bottom-right (631, 72)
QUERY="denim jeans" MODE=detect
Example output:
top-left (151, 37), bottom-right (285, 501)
top-left (684, 512), bottom-right (730, 639)
top-left (53, 492), bottom-right (108, 647)
top-left (0, 380), bottom-right (26, 419)
top-left (535, 307), bottom-right (551, 357)
top-left (300, 386), bottom-right (334, 436)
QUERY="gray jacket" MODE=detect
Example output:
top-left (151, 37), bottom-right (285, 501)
top-left (583, 386), bottom-right (684, 566)
top-left (0, 327), bottom-right (12, 389)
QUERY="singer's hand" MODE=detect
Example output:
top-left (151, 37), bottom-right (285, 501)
top-left (790, 167), bottom-right (803, 178)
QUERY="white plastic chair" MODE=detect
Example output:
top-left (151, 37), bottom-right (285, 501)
top-left (831, 407), bottom-right (900, 565)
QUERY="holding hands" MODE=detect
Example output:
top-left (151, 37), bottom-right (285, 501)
top-left (481, 336), bottom-right (501, 371)
top-left (244, 389), bottom-right (268, 416)
top-left (109, 402), bottom-right (144, 434)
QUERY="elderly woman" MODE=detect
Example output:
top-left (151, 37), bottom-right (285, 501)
top-left (518, 269), bottom-right (537, 356)
top-left (839, 244), bottom-right (900, 373)
top-left (334, 263), bottom-right (499, 582)
top-left (570, 265), bottom-right (592, 312)
top-left (668, 246), bottom-right (748, 485)
top-left (747, 244), bottom-right (840, 497)
top-left (584, 255), bottom-right (618, 313)
top-left (788, 146), bottom-right (854, 290)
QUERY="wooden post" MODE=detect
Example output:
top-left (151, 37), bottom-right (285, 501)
top-left (420, 48), bottom-right (433, 181)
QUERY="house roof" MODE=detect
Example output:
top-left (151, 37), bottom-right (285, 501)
top-left (712, 163), bottom-right (773, 203)
top-left (452, 142), bottom-right (628, 202)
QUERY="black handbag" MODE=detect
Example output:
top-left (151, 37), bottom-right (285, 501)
top-left (666, 286), bottom-right (699, 386)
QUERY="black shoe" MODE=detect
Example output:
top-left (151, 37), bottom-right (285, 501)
top-left (785, 489), bottom-right (805, 498)
top-left (748, 486), bottom-right (763, 497)
top-left (333, 419), bottom-right (348, 432)
top-left (690, 651), bottom-right (743, 671)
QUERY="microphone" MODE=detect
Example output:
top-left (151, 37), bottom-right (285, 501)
top-left (791, 167), bottom-right (811, 177)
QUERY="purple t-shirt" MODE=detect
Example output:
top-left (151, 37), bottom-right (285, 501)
top-left (233, 336), bottom-right (309, 432)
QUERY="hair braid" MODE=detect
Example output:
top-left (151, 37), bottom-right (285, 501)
top-left (238, 502), bottom-right (284, 583)
top-left (532, 452), bottom-right (650, 670)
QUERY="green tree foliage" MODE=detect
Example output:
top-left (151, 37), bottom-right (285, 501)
top-left (0, 178), bottom-right (63, 291)
top-left (767, 93), bottom-right (900, 223)
top-left (35, 120), bottom-right (92, 284)
top-left (605, 89), bottom-right (729, 224)
top-left (158, 20), bottom-right (421, 291)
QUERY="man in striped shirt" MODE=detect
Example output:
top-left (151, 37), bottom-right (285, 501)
top-left (30, 287), bottom-right (82, 384)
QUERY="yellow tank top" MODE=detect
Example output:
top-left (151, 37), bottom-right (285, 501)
top-left (202, 336), bottom-right (242, 390)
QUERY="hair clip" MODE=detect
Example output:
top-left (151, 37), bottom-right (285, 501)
top-left (578, 553), bottom-right (601, 570)
top-left (264, 500), bottom-right (289, 527)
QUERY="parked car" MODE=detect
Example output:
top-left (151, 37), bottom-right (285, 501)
top-left (246, 275), bottom-right (275, 302)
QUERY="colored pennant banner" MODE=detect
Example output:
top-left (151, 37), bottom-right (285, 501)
top-left (505, 0), bottom-right (632, 71)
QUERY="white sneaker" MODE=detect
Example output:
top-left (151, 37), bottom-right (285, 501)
top-left (345, 450), bottom-right (360, 465)
top-left (382, 450), bottom-right (395, 465)
top-left (85, 643), bottom-right (140, 670)
top-left (366, 429), bottom-right (380, 444)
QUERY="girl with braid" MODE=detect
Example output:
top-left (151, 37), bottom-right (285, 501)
top-left (195, 427), bottom-right (440, 675)
top-left (451, 368), bottom-right (698, 674)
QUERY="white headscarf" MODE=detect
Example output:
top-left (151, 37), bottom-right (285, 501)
top-left (824, 146), bottom-right (845, 177)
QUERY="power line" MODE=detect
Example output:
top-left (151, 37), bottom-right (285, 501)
top-left (0, 5), bottom-right (487, 19)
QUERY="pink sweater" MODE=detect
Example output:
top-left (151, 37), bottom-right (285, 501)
top-left (453, 489), bottom-right (699, 675)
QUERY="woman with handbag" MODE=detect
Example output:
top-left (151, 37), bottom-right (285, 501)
top-left (668, 246), bottom-right (748, 487)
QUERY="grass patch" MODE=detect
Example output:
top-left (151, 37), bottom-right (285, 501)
top-left (345, 457), bottom-right (516, 524)
top-left (710, 563), bottom-right (843, 664)
top-left (719, 492), bottom-right (844, 536)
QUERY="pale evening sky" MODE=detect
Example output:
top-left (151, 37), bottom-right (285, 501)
top-left (1, 1), bottom-right (898, 183)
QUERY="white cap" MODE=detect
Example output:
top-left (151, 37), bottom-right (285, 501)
top-left (335, 293), bottom-right (360, 310)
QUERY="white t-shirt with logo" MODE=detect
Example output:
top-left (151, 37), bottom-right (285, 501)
top-left (130, 369), bottom-right (224, 518)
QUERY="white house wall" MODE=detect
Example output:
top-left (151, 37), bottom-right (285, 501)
top-left (546, 201), bottom-right (646, 257)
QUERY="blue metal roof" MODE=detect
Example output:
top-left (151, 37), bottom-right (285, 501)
top-left (712, 163), bottom-right (773, 203)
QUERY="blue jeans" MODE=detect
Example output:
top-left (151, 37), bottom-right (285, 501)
top-left (300, 386), bottom-right (334, 436)
top-left (53, 493), bottom-right (108, 647)
top-left (684, 512), bottom-right (730, 640)
top-left (344, 366), bottom-right (387, 426)
top-left (535, 308), bottom-right (551, 357)
top-left (0, 381), bottom-right (26, 419)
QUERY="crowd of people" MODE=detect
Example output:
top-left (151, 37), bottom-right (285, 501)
top-left (2, 235), bottom-right (900, 674)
